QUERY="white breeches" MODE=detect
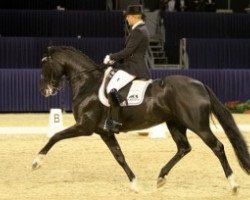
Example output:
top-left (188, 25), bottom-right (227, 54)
top-left (106, 70), bottom-right (135, 93)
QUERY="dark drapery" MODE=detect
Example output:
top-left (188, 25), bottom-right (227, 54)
top-left (186, 39), bottom-right (250, 69)
top-left (0, 37), bottom-right (124, 68)
top-left (0, 69), bottom-right (249, 112)
top-left (0, 10), bottom-right (124, 37)
top-left (0, 0), bottom-right (108, 10)
top-left (164, 12), bottom-right (250, 63)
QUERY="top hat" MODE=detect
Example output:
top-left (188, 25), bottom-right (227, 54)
top-left (125, 5), bottom-right (144, 16)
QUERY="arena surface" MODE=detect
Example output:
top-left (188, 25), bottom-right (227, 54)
top-left (0, 113), bottom-right (249, 200)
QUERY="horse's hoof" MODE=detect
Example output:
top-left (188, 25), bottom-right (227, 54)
top-left (157, 177), bottom-right (166, 188)
top-left (32, 154), bottom-right (44, 170)
top-left (232, 186), bottom-right (239, 194)
top-left (32, 161), bottom-right (41, 170)
top-left (231, 184), bottom-right (240, 195)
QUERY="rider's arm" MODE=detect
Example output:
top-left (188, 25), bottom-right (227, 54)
top-left (109, 29), bottom-right (143, 61)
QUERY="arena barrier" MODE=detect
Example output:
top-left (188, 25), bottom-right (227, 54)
top-left (0, 69), bottom-right (249, 112)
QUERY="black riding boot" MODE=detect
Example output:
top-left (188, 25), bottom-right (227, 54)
top-left (105, 89), bottom-right (122, 134)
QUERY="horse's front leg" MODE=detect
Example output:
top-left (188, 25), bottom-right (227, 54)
top-left (100, 134), bottom-right (138, 193)
top-left (32, 124), bottom-right (92, 170)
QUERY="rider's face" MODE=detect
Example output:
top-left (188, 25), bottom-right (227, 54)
top-left (126, 15), bottom-right (142, 27)
top-left (126, 15), bottom-right (134, 26)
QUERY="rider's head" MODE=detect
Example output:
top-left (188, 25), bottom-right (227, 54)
top-left (125, 5), bottom-right (145, 26)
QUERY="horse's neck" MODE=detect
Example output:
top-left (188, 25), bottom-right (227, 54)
top-left (59, 51), bottom-right (103, 99)
top-left (69, 68), bottom-right (103, 101)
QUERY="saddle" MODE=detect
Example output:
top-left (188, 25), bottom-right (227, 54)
top-left (98, 67), bottom-right (152, 107)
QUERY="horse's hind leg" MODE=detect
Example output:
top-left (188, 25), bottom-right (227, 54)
top-left (157, 121), bottom-right (191, 188)
top-left (195, 128), bottom-right (239, 192)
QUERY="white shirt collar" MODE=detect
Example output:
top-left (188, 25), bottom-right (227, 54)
top-left (132, 20), bottom-right (144, 30)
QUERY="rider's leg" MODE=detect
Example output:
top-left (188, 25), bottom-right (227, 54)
top-left (105, 70), bottom-right (135, 134)
top-left (106, 88), bottom-right (123, 133)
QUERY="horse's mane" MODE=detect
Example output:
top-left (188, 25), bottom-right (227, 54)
top-left (47, 45), bottom-right (99, 68)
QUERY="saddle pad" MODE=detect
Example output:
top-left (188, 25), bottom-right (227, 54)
top-left (98, 67), bottom-right (113, 107)
top-left (98, 67), bottom-right (152, 107)
top-left (126, 79), bottom-right (152, 106)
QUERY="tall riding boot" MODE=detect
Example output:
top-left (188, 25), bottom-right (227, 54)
top-left (105, 89), bottom-right (122, 134)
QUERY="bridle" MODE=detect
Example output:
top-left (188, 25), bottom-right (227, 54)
top-left (41, 56), bottom-right (107, 86)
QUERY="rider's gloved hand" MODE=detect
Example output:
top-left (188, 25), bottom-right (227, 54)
top-left (103, 55), bottom-right (115, 65)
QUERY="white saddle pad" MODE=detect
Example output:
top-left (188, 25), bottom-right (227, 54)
top-left (98, 67), bottom-right (152, 107)
top-left (126, 79), bottom-right (152, 106)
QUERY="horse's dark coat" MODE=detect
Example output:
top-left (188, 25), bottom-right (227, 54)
top-left (36, 46), bottom-right (250, 187)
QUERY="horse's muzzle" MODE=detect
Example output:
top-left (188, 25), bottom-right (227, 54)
top-left (41, 85), bottom-right (57, 97)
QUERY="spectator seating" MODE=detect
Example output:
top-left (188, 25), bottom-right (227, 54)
top-left (0, 0), bottom-right (109, 10)
top-left (0, 37), bottom-right (124, 68)
top-left (0, 6), bottom-right (250, 112)
top-left (0, 10), bottom-right (124, 37)
top-left (163, 12), bottom-right (250, 63)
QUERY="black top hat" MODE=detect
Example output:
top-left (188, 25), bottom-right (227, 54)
top-left (125, 5), bottom-right (144, 16)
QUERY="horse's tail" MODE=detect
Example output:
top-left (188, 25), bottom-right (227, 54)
top-left (205, 85), bottom-right (250, 174)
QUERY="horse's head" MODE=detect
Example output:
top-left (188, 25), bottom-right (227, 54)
top-left (40, 45), bottom-right (102, 97)
top-left (40, 46), bottom-right (65, 97)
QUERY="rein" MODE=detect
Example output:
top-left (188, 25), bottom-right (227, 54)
top-left (68, 63), bottom-right (106, 82)
top-left (41, 53), bottom-right (108, 90)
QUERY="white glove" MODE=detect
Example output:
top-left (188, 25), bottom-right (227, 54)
top-left (103, 55), bottom-right (115, 65)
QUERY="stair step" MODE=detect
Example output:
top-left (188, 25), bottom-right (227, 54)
top-left (154, 57), bottom-right (167, 60)
top-left (150, 45), bottom-right (162, 48)
top-left (151, 47), bottom-right (163, 51)
top-left (150, 41), bottom-right (162, 46)
top-left (154, 59), bottom-right (168, 64)
top-left (153, 64), bottom-right (169, 68)
top-left (151, 49), bottom-right (163, 52)
top-left (153, 55), bottom-right (165, 59)
top-left (153, 52), bottom-right (165, 56)
top-left (153, 64), bottom-right (180, 69)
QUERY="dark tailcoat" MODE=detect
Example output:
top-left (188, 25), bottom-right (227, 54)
top-left (110, 23), bottom-right (151, 79)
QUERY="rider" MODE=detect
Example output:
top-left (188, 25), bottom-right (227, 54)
top-left (103, 4), bottom-right (151, 134)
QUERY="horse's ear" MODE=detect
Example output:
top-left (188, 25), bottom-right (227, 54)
top-left (44, 46), bottom-right (56, 57)
top-left (41, 46), bottom-right (54, 61)
top-left (42, 46), bottom-right (50, 56)
top-left (47, 46), bottom-right (52, 56)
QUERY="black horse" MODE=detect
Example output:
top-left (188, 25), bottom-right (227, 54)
top-left (32, 46), bottom-right (250, 193)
